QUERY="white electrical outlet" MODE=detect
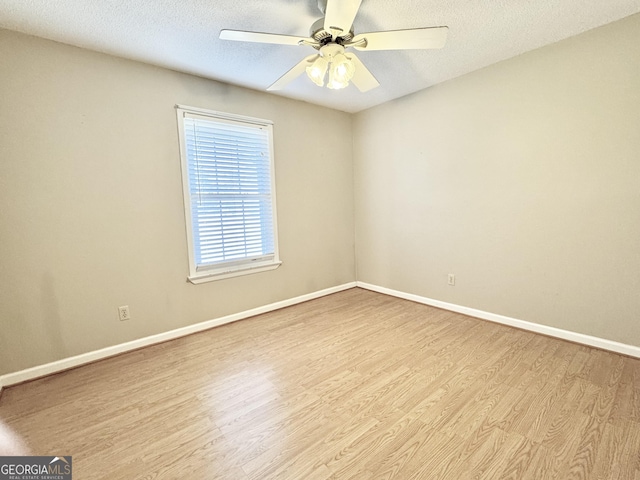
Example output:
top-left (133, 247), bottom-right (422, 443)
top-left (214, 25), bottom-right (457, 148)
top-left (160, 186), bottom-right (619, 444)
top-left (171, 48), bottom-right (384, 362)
top-left (118, 305), bottom-right (131, 321)
top-left (448, 274), bottom-right (455, 286)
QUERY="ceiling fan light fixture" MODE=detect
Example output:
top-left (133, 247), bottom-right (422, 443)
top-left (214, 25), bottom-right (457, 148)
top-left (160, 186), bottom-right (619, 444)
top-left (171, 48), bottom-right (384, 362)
top-left (305, 56), bottom-right (329, 87)
top-left (305, 43), bottom-right (356, 90)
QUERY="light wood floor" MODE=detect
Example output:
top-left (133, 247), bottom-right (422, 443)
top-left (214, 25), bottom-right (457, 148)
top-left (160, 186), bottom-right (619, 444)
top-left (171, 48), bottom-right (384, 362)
top-left (1, 288), bottom-right (639, 479)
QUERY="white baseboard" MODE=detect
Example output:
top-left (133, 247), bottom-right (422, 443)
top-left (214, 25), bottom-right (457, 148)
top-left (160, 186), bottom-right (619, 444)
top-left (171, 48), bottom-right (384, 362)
top-left (0, 282), bottom-right (357, 389)
top-left (357, 282), bottom-right (640, 359)
top-left (3, 280), bottom-right (637, 391)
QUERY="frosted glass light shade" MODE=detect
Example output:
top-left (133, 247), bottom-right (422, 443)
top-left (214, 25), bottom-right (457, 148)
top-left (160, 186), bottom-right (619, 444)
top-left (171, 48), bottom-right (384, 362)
top-left (327, 53), bottom-right (355, 90)
top-left (306, 56), bottom-right (329, 87)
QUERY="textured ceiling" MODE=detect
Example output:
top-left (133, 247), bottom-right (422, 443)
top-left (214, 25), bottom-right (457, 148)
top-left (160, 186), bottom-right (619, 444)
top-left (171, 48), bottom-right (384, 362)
top-left (1, 0), bottom-right (639, 113)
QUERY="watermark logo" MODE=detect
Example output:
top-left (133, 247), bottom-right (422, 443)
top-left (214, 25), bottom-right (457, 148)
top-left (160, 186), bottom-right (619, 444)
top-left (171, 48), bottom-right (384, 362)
top-left (0, 456), bottom-right (72, 480)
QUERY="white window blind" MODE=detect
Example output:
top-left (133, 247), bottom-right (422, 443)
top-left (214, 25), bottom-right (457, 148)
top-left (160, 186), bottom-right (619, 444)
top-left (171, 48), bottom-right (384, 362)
top-left (176, 106), bottom-right (280, 283)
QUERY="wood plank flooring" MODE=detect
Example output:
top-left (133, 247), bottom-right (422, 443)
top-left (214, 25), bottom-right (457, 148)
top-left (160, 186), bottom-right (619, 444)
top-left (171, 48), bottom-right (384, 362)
top-left (1, 288), bottom-right (639, 479)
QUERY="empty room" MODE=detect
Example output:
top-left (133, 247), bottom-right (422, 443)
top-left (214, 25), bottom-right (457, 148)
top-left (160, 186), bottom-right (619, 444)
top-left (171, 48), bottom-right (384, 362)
top-left (1, 0), bottom-right (639, 478)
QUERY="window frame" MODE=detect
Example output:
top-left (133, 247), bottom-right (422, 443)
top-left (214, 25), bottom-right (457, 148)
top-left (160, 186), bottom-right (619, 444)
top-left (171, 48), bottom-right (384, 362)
top-left (175, 104), bottom-right (281, 284)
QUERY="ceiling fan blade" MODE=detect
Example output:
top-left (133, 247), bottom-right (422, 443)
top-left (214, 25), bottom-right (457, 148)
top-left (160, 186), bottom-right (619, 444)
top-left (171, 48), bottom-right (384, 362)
top-left (267, 55), bottom-right (318, 91)
top-left (324, 0), bottom-right (362, 37)
top-left (345, 53), bottom-right (379, 92)
top-left (220, 29), bottom-right (311, 46)
top-left (352, 26), bottom-right (448, 51)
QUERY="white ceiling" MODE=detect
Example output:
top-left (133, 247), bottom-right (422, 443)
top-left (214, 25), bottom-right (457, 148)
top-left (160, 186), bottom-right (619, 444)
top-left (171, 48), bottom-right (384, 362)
top-left (1, 0), bottom-right (639, 113)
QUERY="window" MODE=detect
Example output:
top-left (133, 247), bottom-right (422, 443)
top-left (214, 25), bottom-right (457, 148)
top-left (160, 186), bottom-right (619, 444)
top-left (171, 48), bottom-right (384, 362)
top-left (176, 105), bottom-right (280, 283)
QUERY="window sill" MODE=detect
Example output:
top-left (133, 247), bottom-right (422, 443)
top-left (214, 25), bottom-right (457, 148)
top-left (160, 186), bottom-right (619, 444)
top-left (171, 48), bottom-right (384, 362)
top-left (188, 261), bottom-right (282, 284)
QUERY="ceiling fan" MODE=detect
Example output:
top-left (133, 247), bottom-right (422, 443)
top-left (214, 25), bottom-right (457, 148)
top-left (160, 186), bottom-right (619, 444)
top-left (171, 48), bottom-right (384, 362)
top-left (219, 0), bottom-right (448, 92)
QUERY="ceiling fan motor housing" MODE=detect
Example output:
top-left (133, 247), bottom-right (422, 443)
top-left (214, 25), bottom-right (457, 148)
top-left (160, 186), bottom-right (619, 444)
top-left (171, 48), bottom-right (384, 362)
top-left (310, 18), bottom-right (354, 46)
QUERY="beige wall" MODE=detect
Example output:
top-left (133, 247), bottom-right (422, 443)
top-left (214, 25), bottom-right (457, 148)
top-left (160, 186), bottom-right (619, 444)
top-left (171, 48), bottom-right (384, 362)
top-left (0, 29), bottom-right (355, 375)
top-left (354, 14), bottom-right (640, 346)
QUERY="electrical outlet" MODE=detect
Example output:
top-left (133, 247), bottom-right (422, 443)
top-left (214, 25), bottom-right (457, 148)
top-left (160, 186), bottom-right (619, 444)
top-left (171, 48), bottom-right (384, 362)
top-left (118, 305), bottom-right (131, 321)
top-left (448, 274), bottom-right (455, 286)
